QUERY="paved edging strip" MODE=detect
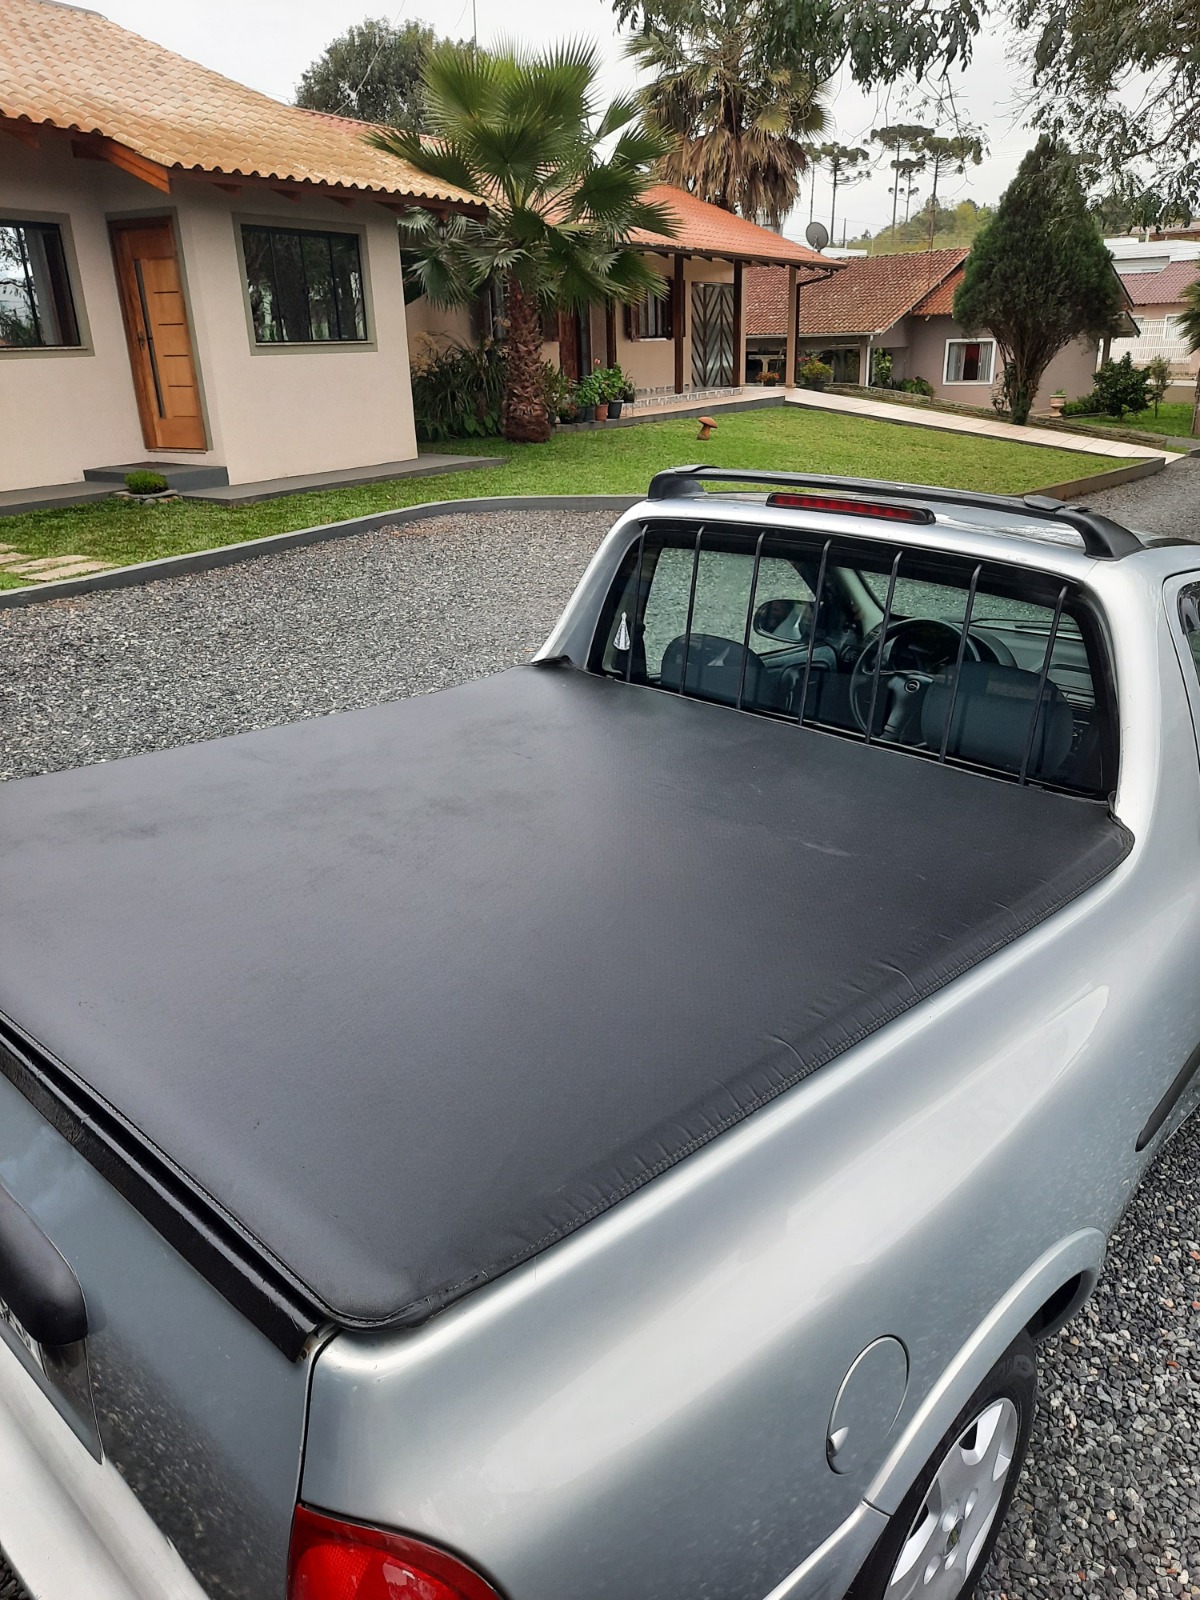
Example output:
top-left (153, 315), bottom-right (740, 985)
top-left (0, 462), bottom-right (1163, 611)
top-left (1031, 455), bottom-right (1165, 502)
top-left (0, 496), bottom-right (643, 609)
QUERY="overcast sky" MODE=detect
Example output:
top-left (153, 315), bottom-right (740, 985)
top-left (100, 0), bottom-right (1037, 242)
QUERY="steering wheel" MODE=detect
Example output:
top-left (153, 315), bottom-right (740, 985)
top-left (849, 618), bottom-right (981, 742)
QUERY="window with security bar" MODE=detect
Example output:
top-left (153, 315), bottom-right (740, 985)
top-left (591, 523), bottom-right (1118, 797)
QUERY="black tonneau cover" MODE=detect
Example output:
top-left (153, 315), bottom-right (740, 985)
top-left (0, 666), bottom-right (1131, 1350)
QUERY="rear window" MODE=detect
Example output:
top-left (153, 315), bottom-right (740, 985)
top-left (590, 522), bottom-right (1118, 797)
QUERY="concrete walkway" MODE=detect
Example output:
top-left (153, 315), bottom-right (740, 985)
top-left (782, 387), bottom-right (1184, 461)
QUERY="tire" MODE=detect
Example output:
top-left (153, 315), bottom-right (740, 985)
top-left (846, 1330), bottom-right (1037, 1600)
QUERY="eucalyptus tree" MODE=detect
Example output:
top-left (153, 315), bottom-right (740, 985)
top-left (372, 42), bottom-right (675, 444)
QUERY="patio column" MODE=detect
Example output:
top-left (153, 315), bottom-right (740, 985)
top-left (605, 301), bottom-right (618, 368)
top-left (732, 261), bottom-right (744, 386)
top-left (673, 254), bottom-right (687, 393)
top-left (784, 265), bottom-right (798, 389)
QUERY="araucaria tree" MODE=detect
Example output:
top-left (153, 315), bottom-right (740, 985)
top-left (954, 136), bottom-right (1126, 426)
top-left (627, 0), bottom-right (827, 227)
top-left (373, 42), bottom-right (675, 444)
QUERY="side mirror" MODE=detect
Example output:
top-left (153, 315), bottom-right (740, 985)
top-left (752, 597), bottom-right (810, 642)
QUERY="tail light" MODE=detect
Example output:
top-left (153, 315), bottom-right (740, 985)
top-left (288, 1505), bottom-right (504, 1600)
top-left (766, 491), bottom-right (934, 523)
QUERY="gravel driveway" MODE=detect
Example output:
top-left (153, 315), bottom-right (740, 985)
top-left (1, 496), bottom-right (1199, 1598)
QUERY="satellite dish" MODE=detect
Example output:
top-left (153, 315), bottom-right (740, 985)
top-left (805, 220), bottom-right (830, 252)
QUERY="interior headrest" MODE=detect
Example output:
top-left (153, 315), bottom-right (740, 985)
top-left (660, 634), bottom-right (763, 707)
top-left (921, 660), bottom-right (1075, 780)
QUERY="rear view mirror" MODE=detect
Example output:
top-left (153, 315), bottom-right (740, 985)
top-left (752, 598), bottom-right (811, 643)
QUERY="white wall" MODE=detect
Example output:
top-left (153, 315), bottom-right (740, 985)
top-left (0, 128), bottom-right (419, 492)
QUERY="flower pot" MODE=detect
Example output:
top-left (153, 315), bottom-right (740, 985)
top-left (1049, 394), bottom-right (1066, 416)
top-left (579, 405), bottom-right (596, 424)
top-left (607, 399), bottom-right (623, 419)
top-left (594, 401), bottom-right (609, 421)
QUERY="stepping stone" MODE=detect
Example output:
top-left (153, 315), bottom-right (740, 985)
top-left (0, 545), bottom-right (20, 556)
top-left (4, 556), bottom-right (107, 579)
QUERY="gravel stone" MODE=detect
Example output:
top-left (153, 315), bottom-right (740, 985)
top-left (1, 504), bottom-right (1199, 1598)
top-left (0, 510), bottom-right (613, 782)
top-left (1085, 455), bottom-right (1200, 543)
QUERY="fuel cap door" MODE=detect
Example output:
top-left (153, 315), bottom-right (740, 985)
top-left (827, 1336), bottom-right (909, 1474)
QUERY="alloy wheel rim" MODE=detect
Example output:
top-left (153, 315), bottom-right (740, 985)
top-left (884, 1397), bottom-right (1020, 1600)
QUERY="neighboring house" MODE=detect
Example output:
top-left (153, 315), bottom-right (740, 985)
top-left (0, 0), bottom-right (480, 498)
top-left (407, 187), bottom-right (838, 399)
top-left (1111, 260), bottom-right (1200, 394)
top-left (746, 248), bottom-right (1135, 411)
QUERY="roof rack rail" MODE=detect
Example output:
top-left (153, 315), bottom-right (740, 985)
top-left (645, 465), bottom-right (1142, 560)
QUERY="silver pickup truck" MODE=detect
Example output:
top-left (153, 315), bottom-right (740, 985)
top-left (1, 465), bottom-right (1198, 1600)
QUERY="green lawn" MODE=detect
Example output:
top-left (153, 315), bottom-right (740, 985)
top-left (0, 407), bottom-right (1126, 574)
top-left (1084, 402), bottom-right (1196, 437)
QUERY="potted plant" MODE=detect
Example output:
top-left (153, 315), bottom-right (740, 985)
top-left (1049, 389), bottom-right (1067, 416)
top-left (597, 365), bottom-right (627, 419)
top-left (575, 372), bottom-right (600, 423)
top-left (797, 355), bottom-right (834, 391)
top-left (621, 376), bottom-right (636, 410)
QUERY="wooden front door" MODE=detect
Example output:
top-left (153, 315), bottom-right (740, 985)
top-left (111, 219), bottom-right (206, 451)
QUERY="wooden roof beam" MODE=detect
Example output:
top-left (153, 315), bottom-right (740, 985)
top-left (71, 135), bottom-right (171, 193)
top-left (0, 116), bottom-right (39, 149)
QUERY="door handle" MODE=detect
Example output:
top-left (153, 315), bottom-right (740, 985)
top-left (0, 1179), bottom-right (87, 1347)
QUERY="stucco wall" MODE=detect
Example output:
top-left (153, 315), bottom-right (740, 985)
top-left (906, 315), bottom-right (1098, 411)
top-left (0, 130), bottom-right (418, 492)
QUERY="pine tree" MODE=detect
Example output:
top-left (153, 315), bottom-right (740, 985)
top-left (954, 136), bottom-right (1125, 426)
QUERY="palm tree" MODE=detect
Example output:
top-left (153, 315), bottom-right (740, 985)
top-left (627, 0), bottom-right (828, 228)
top-left (372, 42), bottom-right (675, 443)
top-left (1180, 276), bottom-right (1200, 438)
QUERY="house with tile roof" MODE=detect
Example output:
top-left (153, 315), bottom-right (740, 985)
top-left (1110, 260), bottom-right (1200, 394)
top-left (0, 0), bottom-right (482, 499)
top-left (408, 186), bottom-right (839, 401)
top-left (745, 248), bottom-right (1133, 412)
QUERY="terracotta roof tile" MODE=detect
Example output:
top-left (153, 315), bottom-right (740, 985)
top-left (0, 0), bottom-right (479, 207)
top-left (910, 264), bottom-right (965, 317)
top-left (632, 185), bottom-right (839, 270)
top-left (746, 248), bottom-right (969, 338)
top-left (1118, 261), bottom-right (1199, 306)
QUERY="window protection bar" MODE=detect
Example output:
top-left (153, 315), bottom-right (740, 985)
top-left (1019, 584), bottom-right (1068, 785)
top-left (938, 562), bottom-right (983, 764)
top-left (676, 523), bottom-right (705, 694)
top-left (624, 527), bottom-right (646, 684)
top-left (795, 537), bottom-right (833, 728)
top-left (864, 550), bottom-right (902, 744)
top-left (646, 466), bottom-right (1142, 560)
top-left (736, 532), bottom-right (766, 709)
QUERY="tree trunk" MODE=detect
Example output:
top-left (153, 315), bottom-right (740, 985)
top-left (1193, 364), bottom-right (1200, 438)
top-left (503, 276), bottom-right (550, 445)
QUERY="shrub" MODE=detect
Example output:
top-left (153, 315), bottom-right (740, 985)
top-left (870, 350), bottom-right (894, 388)
top-left (899, 376), bottom-right (935, 397)
top-left (574, 371), bottom-right (603, 408)
top-left (1061, 392), bottom-right (1100, 416)
top-left (1145, 353), bottom-right (1173, 416)
top-left (410, 340), bottom-right (506, 441)
top-left (124, 469), bottom-right (169, 494)
top-left (1094, 353), bottom-right (1151, 420)
top-left (542, 362), bottom-right (575, 421)
top-left (797, 356), bottom-right (833, 390)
